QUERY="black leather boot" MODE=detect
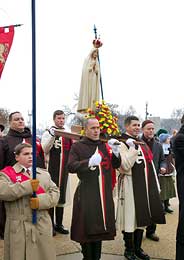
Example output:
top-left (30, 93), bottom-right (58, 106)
top-left (55, 207), bottom-right (69, 234)
top-left (164, 200), bottom-right (174, 213)
top-left (134, 229), bottom-right (150, 260)
top-left (123, 232), bottom-right (138, 260)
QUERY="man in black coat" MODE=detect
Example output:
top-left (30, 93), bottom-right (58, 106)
top-left (0, 111), bottom-right (45, 170)
top-left (0, 111), bottom-right (45, 238)
top-left (68, 117), bottom-right (121, 260)
top-left (173, 115), bottom-right (184, 260)
top-left (141, 120), bottom-right (166, 242)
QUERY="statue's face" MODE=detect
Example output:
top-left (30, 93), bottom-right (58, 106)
top-left (92, 50), bottom-right (98, 59)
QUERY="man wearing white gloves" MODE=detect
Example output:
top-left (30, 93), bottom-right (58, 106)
top-left (41, 110), bottom-right (72, 235)
top-left (68, 117), bottom-right (121, 260)
top-left (116, 116), bottom-right (165, 260)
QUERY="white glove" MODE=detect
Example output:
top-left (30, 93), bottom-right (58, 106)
top-left (108, 138), bottom-right (121, 157)
top-left (126, 138), bottom-right (135, 148)
top-left (49, 127), bottom-right (55, 136)
top-left (89, 153), bottom-right (102, 167)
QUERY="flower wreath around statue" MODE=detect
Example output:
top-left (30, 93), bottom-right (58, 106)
top-left (81, 100), bottom-right (121, 139)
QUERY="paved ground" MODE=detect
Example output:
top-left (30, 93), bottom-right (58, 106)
top-left (57, 253), bottom-right (125, 259)
top-left (55, 175), bottom-right (178, 260)
top-left (55, 198), bottom-right (178, 260)
top-left (56, 253), bottom-right (173, 260)
top-left (0, 175), bottom-right (178, 260)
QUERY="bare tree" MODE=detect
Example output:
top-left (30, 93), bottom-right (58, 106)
top-left (0, 108), bottom-right (9, 129)
top-left (161, 118), bottom-right (180, 133)
top-left (124, 105), bottom-right (137, 117)
top-left (171, 108), bottom-right (184, 119)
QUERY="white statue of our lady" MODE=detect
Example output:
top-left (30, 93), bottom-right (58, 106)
top-left (77, 47), bottom-right (101, 112)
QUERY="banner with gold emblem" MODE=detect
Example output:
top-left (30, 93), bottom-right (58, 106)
top-left (0, 26), bottom-right (14, 78)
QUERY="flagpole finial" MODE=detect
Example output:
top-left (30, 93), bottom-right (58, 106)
top-left (3, 24), bottom-right (23, 29)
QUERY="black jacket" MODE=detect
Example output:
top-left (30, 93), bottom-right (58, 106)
top-left (173, 125), bottom-right (184, 243)
top-left (142, 135), bottom-right (166, 174)
top-left (0, 128), bottom-right (45, 170)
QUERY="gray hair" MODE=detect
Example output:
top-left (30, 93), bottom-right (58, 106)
top-left (83, 117), bottom-right (97, 129)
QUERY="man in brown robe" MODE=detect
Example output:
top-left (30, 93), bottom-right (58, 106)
top-left (68, 117), bottom-right (121, 260)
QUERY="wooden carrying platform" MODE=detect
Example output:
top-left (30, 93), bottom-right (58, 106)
top-left (54, 125), bottom-right (82, 140)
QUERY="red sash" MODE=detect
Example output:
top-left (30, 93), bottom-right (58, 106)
top-left (105, 143), bottom-right (116, 190)
top-left (1, 166), bottom-right (45, 195)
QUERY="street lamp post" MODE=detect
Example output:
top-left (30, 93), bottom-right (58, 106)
top-left (145, 102), bottom-right (152, 120)
top-left (145, 102), bottom-right (148, 120)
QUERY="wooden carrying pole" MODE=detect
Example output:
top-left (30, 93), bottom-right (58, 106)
top-left (54, 128), bottom-right (145, 145)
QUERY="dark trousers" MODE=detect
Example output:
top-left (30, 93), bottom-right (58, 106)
top-left (49, 206), bottom-right (64, 228)
top-left (164, 199), bottom-right (170, 209)
top-left (0, 201), bottom-right (6, 239)
top-left (80, 241), bottom-right (102, 260)
top-left (146, 223), bottom-right (157, 236)
top-left (176, 241), bottom-right (184, 260)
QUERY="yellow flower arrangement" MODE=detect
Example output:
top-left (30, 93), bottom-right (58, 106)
top-left (85, 101), bottom-right (121, 137)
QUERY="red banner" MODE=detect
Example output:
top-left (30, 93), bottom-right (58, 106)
top-left (0, 26), bottom-right (14, 79)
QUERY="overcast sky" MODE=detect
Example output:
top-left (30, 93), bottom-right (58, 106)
top-left (0, 0), bottom-right (184, 127)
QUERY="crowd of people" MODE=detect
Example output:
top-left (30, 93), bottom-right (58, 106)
top-left (0, 110), bottom-right (183, 260)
